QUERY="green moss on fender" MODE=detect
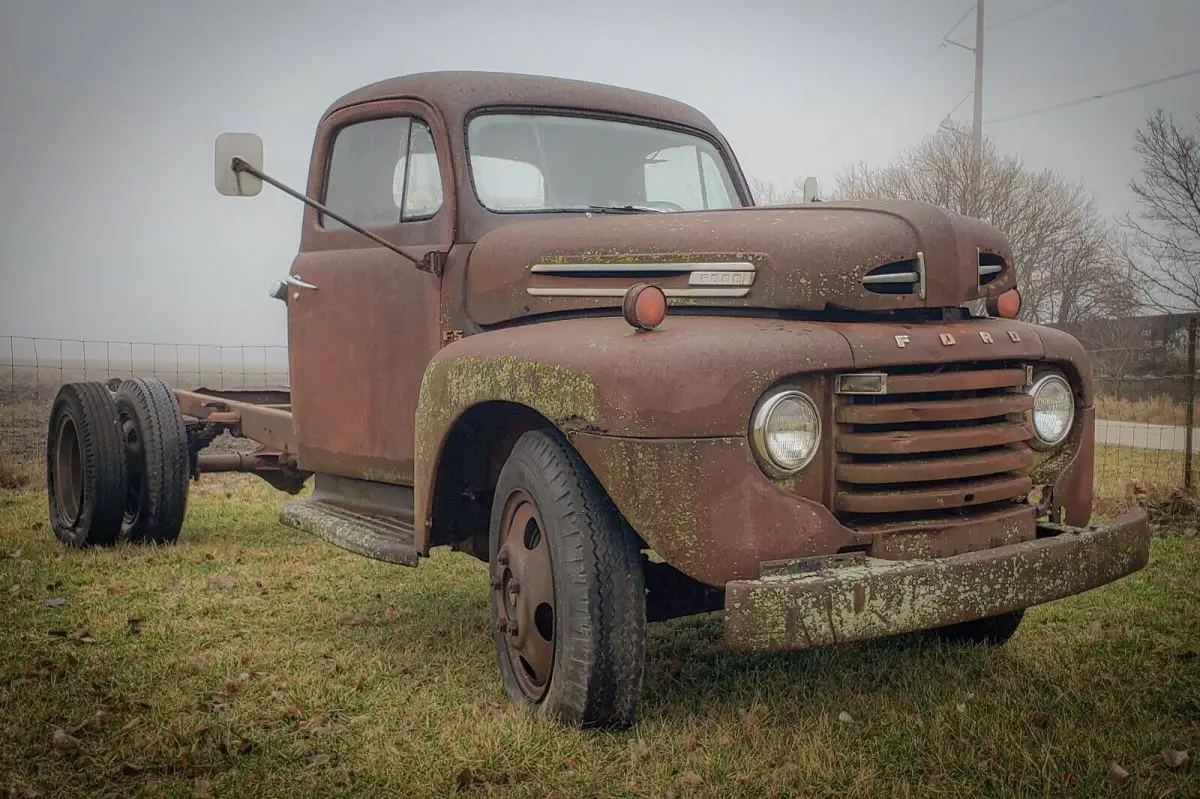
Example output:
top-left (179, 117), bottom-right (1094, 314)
top-left (414, 354), bottom-right (598, 476)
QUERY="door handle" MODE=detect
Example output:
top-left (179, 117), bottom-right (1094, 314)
top-left (286, 274), bottom-right (318, 290)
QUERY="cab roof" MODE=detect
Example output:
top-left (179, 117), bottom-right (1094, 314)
top-left (322, 70), bottom-right (722, 134)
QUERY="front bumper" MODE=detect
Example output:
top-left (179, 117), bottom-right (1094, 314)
top-left (724, 508), bottom-right (1151, 652)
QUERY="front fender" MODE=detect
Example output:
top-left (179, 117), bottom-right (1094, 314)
top-left (412, 315), bottom-right (855, 549)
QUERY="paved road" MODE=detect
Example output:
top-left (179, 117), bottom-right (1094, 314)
top-left (1095, 419), bottom-right (1192, 452)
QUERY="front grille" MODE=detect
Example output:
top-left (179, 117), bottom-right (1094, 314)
top-left (833, 362), bottom-right (1035, 528)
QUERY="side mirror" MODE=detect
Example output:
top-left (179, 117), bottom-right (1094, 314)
top-left (801, 176), bottom-right (820, 203)
top-left (214, 132), bottom-right (264, 197)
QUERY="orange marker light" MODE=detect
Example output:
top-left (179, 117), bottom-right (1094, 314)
top-left (622, 283), bottom-right (667, 331)
top-left (988, 288), bottom-right (1022, 319)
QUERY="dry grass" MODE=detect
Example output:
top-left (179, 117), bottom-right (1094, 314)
top-left (0, 453), bottom-right (37, 492)
top-left (1095, 393), bottom-right (1197, 426)
top-left (1093, 443), bottom-right (1189, 515)
top-left (2, 476), bottom-right (1198, 798)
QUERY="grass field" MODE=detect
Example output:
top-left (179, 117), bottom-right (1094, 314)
top-left (1096, 394), bottom-right (1198, 427)
top-left (1, 475), bottom-right (1197, 798)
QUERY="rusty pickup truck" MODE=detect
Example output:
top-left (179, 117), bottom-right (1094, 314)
top-left (42, 71), bottom-right (1151, 729)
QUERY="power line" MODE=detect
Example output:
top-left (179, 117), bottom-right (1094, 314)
top-left (943, 0), bottom-right (1070, 49)
top-left (802, 2), bottom-right (976, 162)
top-left (987, 0), bottom-right (1069, 32)
top-left (944, 4), bottom-right (977, 38)
top-left (939, 91), bottom-right (975, 128)
top-left (985, 65), bottom-right (1200, 125)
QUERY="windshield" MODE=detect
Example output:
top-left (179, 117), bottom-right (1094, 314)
top-left (466, 113), bottom-right (744, 213)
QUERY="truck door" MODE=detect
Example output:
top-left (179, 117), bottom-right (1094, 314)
top-left (283, 99), bottom-right (452, 485)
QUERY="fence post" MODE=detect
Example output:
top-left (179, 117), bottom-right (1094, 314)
top-left (1186, 316), bottom-right (1197, 491)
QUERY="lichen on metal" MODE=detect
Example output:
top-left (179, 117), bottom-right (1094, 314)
top-left (724, 509), bottom-right (1150, 652)
top-left (415, 354), bottom-right (598, 467)
top-left (277, 500), bottom-right (419, 566)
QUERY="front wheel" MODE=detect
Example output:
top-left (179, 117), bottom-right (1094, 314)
top-left (489, 429), bottom-right (646, 729)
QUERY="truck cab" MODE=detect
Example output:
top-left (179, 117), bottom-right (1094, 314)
top-left (45, 71), bottom-right (1150, 730)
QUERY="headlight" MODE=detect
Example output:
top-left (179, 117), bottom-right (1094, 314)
top-left (750, 390), bottom-right (821, 477)
top-left (1028, 373), bottom-right (1074, 449)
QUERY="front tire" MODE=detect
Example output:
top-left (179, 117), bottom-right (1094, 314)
top-left (489, 429), bottom-right (646, 729)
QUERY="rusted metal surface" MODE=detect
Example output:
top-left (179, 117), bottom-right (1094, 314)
top-left (1031, 405), bottom-right (1095, 526)
top-left (196, 452), bottom-right (276, 472)
top-left (188, 388), bottom-right (291, 407)
top-left (492, 488), bottom-right (557, 700)
top-left (464, 203), bottom-right (1014, 327)
top-left (196, 450), bottom-right (309, 494)
top-left (277, 499), bottom-right (418, 566)
top-left (866, 504), bottom-right (1036, 560)
top-left (412, 315), bottom-right (860, 550)
top-left (835, 474), bottom-right (1033, 514)
top-left (874, 368), bottom-right (1029, 394)
top-left (835, 446), bottom-right (1033, 484)
top-left (567, 433), bottom-right (857, 587)
top-left (412, 314), bottom-right (1078, 556)
top-left (835, 393), bottom-right (1033, 424)
top-left (288, 93), bottom-right (454, 484)
top-left (833, 360), bottom-right (1038, 532)
top-left (260, 70), bottom-right (1111, 619)
top-left (173, 389), bottom-right (295, 454)
top-left (825, 323), bottom-right (1038, 369)
top-left (836, 421), bottom-right (1032, 456)
top-left (723, 507), bottom-right (1150, 652)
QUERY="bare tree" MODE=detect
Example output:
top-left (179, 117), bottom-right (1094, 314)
top-left (834, 121), bottom-right (1135, 325)
top-left (748, 177), bottom-right (801, 206)
top-left (1117, 109), bottom-right (1200, 313)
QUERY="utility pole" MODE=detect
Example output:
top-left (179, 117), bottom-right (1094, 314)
top-left (945, 0), bottom-right (985, 213)
top-left (972, 0), bottom-right (985, 155)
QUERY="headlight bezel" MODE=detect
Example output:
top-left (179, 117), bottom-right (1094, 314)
top-left (1027, 372), bottom-right (1075, 451)
top-left (749, 388), bottom-right (822, 478)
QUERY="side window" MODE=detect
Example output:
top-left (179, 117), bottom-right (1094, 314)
top-left (644, 144), bottom-right (733, 211)
top-left (395, 120), bottom-right (444, 220)
top-left (323, 115), bottom-right (443, 229)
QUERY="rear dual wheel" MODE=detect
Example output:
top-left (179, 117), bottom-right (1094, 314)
top-left (46, 378), bottom-right (189, 547)
top-left (489, 430), bottom-right (646, 729)
top-left (114, 377), bottom-right (190, 544)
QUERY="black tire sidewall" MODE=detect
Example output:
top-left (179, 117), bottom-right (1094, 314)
top-left (488, 429), bottom-right (644, 727)
top-left (114, 378), bottom-right (190, 544)
top-left (45, 383), bottom-right (126, 548)
top-left (489, 436), bottom-right (581, 720)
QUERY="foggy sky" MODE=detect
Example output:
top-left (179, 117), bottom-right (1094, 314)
top-left (2, 0), bottom-right (1198, 346)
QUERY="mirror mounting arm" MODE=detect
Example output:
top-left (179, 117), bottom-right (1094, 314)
top-left (229, 157), bottom-right (442, 276)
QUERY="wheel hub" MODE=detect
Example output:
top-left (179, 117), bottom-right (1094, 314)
top-left (53, 417), bottom-right (83, 526)
top-left (120, 412), bottom-right (144, 527)
top-left (493, 489), bottom-right (556, 701)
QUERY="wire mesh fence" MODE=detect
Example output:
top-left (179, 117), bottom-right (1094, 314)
top-left (1093, 373), bottom-right (1197, 509)
top-left (1, 336), bottom-right (288, 463)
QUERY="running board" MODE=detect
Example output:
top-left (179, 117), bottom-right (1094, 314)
top-left (277, 498), bottom-right (419, 566)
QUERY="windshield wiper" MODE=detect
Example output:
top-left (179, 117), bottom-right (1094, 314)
top-left (583, 204), bottom-right (670, 214)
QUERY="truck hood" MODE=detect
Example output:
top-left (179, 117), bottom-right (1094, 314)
top-left (464, 199), bottom-right (1016, 326)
